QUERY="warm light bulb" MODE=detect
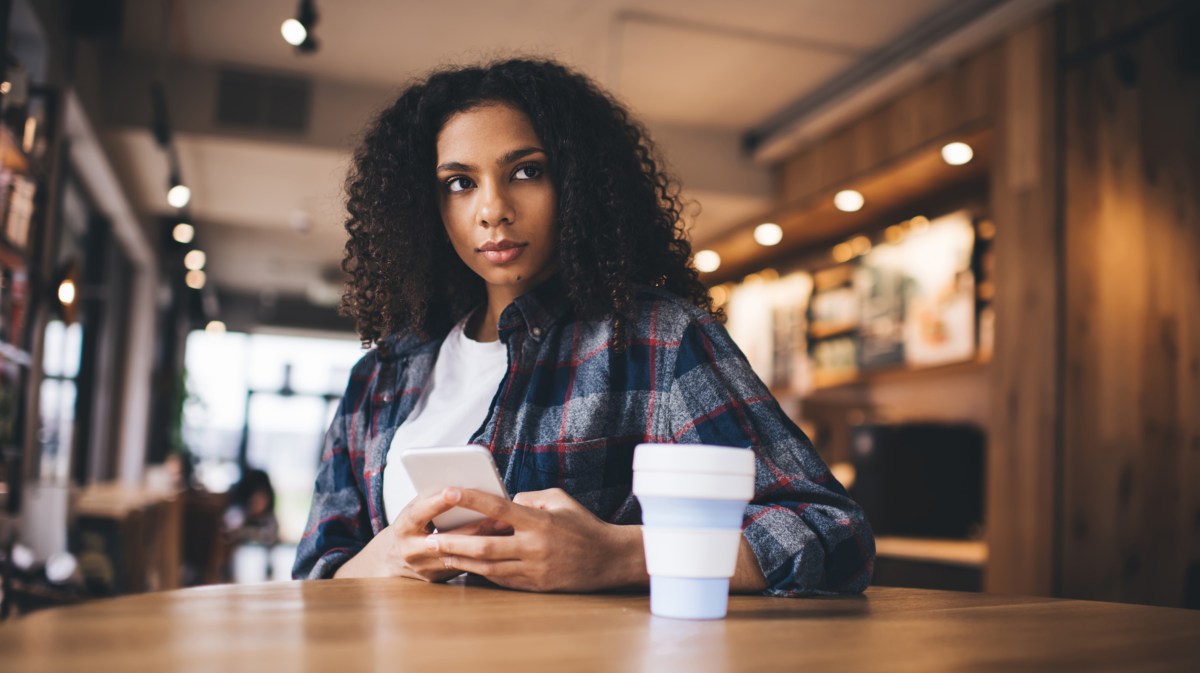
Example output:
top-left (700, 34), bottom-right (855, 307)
top-left (832, 243), bottom-right (854, 263)
top-left (185, 270), bottom-right (206, 289)
top-left (184, 249), bottom-right (207, 271)
top-left (205, 320), bottom-right (226, 334)
top-left (834, 189), bottom-right (864, 213)
top-left (941, 142), bottom-right (974, 166)
top-left (694, 250), bottom-right (721, 273)
top-left (167, 183), bottom-right (191, 208)
top-left (753, 223), bottom-right (783, 247)
top-left (173, 223), bottom-right (195, 244)
top-left (281, 19), bottom-right (308, 46)
top-left (850, 236), bottom-right (872, 256)
top-left (57, 279), bottom-right (76, 306)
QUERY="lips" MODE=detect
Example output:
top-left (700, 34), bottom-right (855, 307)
top-left (478, 240), bottom-right (528, 264)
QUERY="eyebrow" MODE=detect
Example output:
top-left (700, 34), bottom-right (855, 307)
top-left (436, 146), bottom-right (546, 172)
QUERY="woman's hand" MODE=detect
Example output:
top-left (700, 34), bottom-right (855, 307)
top-left (332, 491), bottom-right (499, 581)
top-left (426, 487), bottom-right (648, 592)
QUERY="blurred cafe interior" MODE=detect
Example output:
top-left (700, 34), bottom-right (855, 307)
top-left (0, 0), bottom-right (1196, 619)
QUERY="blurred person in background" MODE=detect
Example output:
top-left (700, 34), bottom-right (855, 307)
top-left (225, 468), bottom-right (280, 549)
top-left (293, 58), bottom-right (874, 596)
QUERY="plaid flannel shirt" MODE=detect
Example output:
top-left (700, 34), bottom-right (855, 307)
top-left (293, 280), bottom-right (875, 595)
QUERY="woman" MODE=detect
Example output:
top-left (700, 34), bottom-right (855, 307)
top-left (293, 59), bottom-right (874, 596)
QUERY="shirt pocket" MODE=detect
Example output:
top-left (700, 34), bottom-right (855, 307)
top-left (517, 435), bottom-right (639, 522)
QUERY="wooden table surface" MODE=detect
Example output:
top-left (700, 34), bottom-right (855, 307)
top-left (1, 579), bottom-right (1197, 672)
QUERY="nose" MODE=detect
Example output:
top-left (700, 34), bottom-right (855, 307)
top-left (478, 181), bottom-right (514, 227)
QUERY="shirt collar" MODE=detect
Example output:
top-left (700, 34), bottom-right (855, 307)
top-left (498, 275), bottom-right (571, 343)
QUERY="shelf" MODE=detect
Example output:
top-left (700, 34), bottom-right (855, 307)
top-left (875, 536), bottom-right (988, 568)
top-left (810, 369), bottom-right (860, 389)
top-left (810, 355), bottom-right (990, 393)
top-left (808, 322), bottom-right (859, 340)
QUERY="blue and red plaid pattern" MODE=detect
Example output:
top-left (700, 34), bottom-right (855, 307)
top-left (294, 280), bottom-right (875, 595)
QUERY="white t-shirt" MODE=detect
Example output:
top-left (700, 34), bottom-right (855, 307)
top-left (381, 316), bottom-right (508, 524)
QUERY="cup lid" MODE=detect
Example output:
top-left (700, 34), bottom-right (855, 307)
top-left (633, 444), bottom-right (756, 476)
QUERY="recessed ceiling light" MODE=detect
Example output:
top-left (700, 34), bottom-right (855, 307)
top-left (941, 142), bottom-right (974, 166)
top-left (834, 189), bottom-right (864, 213)
top-left (694, 250), bottom-right (721, 273)
top-left (753, 223), bottom-right (783, 247)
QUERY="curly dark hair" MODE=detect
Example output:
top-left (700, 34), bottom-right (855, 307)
top-left (340, 58), bottom-right (715, 348)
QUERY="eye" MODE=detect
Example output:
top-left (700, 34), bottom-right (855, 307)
top-left (513, 164), bottom-right (542, 180)
top-left (445, 176), bottom-right (474, 192)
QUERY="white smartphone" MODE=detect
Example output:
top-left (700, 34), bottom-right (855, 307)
top-left (399, 445), bottom-right (510, 531)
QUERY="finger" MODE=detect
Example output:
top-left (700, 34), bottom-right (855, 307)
top-left (438, 518), bottom-right (491, 536)
top-left (442, 555), bottom-right (525, 581)
top-left (427, 532), bottom-right (522, 561)
top-left (441, 518), bottom-right (513, 536)
top-left (450, 488), bottom-right (540, 527)
top-left (512, 487), bottom-right (572, 510)
top-left (397, 491), bottom-right (465, 531)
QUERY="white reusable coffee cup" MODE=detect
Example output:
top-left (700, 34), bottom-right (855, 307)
top-left (632, 443), bottom-right (756, 619)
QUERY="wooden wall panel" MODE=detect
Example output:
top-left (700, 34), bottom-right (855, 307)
top-left (1061, 0), bottom-right (1200, 608)
top-left (983, 16), bottom-right (1061, 598)
top-left (775, 48), bottom-right (1001, 204)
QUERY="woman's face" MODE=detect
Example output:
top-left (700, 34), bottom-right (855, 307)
top-left (435, 103), bottom-right (558, 303)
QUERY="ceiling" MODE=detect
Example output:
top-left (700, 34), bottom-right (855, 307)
top-left (100, 0), bottom-right (961, 307)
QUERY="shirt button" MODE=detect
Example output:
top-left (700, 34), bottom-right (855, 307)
top-left (380, 393), bottom-right (393, 403)
top-left (531, 327), bottom-right (542, 338)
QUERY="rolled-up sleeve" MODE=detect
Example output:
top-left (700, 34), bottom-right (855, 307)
top-left (292, 355), bottom-right (375, 580)
top-left (666, 316), bottom-right (875, 596)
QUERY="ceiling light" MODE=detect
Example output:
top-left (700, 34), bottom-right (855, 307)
top-left (834, 189), bottom-right (864, 213)
top-left (753, 223), bottom-right (783, 247)
top-left (281, 19), bottom-right (307, 46)
top-left (185, 270), bottom-right (206, 290)
top-left (831, 243), bottom-right (854, 263)
top-left (184, 249), bottom-right (207, 271)
top-left (57, 279), bottom-right (76, 306)
top-left (941, 142), bottom-right (974, 166)
top-left (694, 250), bottom-right (721, 273)
top-left (167, 174), bottom-right (190, 208)
top-left (205, 320), bottom-right (226, 334)
top-left (172, 222), bottom-right (194, 244)
top-left (849, 235), bottom-right (872, 256)
top-left (284, 0), bottom-right (319, 53)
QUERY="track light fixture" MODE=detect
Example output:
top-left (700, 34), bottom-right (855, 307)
top-left (282, 0), bottom-right (319, 54)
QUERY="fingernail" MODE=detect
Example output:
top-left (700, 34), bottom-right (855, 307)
top-left (425, 536), bottom-right (439, 552)
top-left (444, 487), bottom-right (461, 503)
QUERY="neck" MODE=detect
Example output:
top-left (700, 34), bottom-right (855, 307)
top-left (466, 292), bottom-right (510, 343)
top-left (466, 269), bottom-right (558, 343)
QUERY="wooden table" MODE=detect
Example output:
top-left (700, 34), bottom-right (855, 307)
top-left (1, 580), bottom-right (1197, 672)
